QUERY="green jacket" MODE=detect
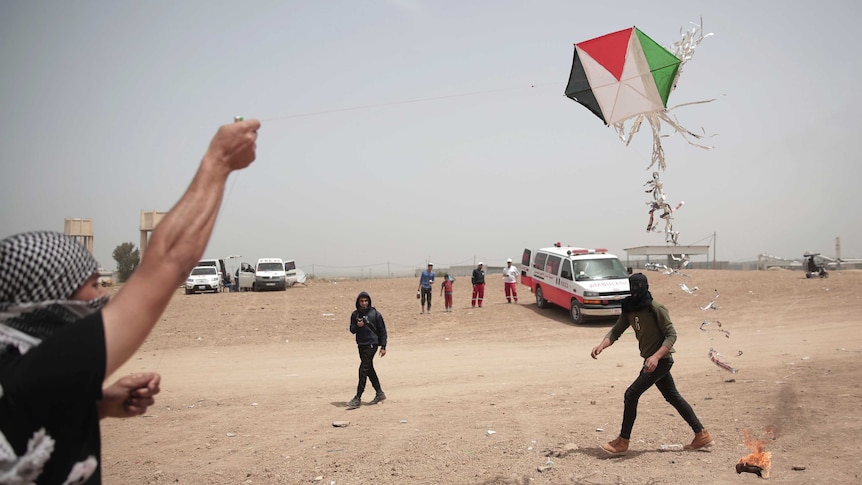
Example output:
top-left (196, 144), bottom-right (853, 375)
top-left (605, 300), bottom-right (677, 359)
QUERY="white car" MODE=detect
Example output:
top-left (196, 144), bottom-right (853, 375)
top-left (185, 266), bottom-right (222, 294)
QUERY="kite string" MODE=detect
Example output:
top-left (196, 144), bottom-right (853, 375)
top-left (151, 116), bottom-right (245, 373)
top-left (255, 82), bottom-right (555, 123)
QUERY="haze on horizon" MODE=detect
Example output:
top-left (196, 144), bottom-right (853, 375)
top-left (2, 1), bottom-right (860, 276)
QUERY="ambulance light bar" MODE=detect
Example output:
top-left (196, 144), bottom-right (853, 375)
top-left (566, 248), bottom-right (608, 256)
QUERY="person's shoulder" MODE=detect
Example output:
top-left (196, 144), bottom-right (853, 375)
top-left (651, 299), bottom-right (668, 311)
top-left (651, 300), bottom-right (671, 317)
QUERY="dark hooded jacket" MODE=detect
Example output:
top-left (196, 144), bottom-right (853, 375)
top-left (350, 291), bottom-right (387, 349)
top-left (605, 273), bottom-right (677, 359)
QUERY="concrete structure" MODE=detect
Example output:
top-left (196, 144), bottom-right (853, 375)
top-left (64, 218), bottom-right (94, 254)
top-left (139, 210), bottom-right (168, 257)
top-left (623, 245), bottom-right (712, 269)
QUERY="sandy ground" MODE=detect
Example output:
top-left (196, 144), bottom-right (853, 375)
top-left (100, 269), bottom-right (862, 484)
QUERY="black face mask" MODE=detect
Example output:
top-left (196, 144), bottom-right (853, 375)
top-left (623, 273), bottom-right (652, 311)
top-left (629, 273), bottom-right (649, 298)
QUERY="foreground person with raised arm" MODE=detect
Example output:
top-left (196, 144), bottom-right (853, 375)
top-left (0, 119), bottom-right (260, 483)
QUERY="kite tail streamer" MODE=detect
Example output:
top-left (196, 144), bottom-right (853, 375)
top-left (700, 320), bottom-right (730, 338)
top-left (709, 347), bottom-right (739, 373)
top-left (615, 114), bottom-right (644, 146)
top-left (669, 18), bottom-right (713, 91)
top-left (647, 114), bottom-right (665, 171)
top-left (657, 110), bottom-right (714, 150)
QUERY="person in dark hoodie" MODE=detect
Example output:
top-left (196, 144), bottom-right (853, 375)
top-left (590, 273), bottom-right (712, 455)
top-left (347, 292), bottom-right (387, 408)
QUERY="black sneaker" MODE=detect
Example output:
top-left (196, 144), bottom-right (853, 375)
top-left (369, 392), bottom-right (386, 405)
top-left (347, 397), bottom-right (361, 408)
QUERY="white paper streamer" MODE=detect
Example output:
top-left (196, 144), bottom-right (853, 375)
top-left (612, 19), bottom-right (715, 245)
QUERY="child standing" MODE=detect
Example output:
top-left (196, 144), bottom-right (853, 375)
top-left (440, 273), bottom-right (455, 312)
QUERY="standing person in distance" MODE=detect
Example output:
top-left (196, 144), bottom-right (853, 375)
top-left (471, 262), bottom-right (485, 308)
top-left (590, 273), bottom-right (713, 455)
top-left (417, 263), bottom-right (435, 314)
top-left (440, 273), bottom-right (454, 312)
top-left (502, 258), bottom-right (519, 303)
top-left (347, 292), bottom-right (387, 409)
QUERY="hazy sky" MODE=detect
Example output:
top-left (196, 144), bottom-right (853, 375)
top-left (2, 0), bottom-right (860, 276)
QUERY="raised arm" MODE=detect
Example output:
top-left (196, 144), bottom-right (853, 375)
top-left (101, 120), bottom-right (260, 376)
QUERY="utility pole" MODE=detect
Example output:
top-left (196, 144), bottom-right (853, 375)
top-left (836, 237), bottom-right (841, 268)
top-left (712, 231), bottom-right (716, 269)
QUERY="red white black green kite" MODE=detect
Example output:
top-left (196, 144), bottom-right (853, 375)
top-left (564, 22), bottom-right (712, 246)
top-left (565, 27), bottom-right (681, 126)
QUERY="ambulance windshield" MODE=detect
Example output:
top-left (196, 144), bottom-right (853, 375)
top-left (573, 258), bottom-right (629, 281)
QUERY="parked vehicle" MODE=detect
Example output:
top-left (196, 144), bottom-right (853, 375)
top-left (283, 259), bottom-right (308, 287)
top-left (804, 253), bottom-right (829, 278)
top-left (198, 258), bottom-right (228, 288)
top-left (255, 258), bottom-right (287, 291)
top-left (235, 262), bottom-right (256, 291)
top-left (97, 268), bottom-right (114, 287)
top-left (521, 243), bottom-right (630, 324)
top-left (185, 266), bottom-right (222, 294)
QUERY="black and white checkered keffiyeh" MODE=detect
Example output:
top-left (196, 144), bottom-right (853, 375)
top-left (1, 232), bottom-right (107, 480)
top-left (0, 231), bottom-right (106, 356)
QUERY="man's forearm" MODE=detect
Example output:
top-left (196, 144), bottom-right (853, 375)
top-left (102, 120), bottom-right (259, 377)
top-left (146, 156), bottom-right (228, 283)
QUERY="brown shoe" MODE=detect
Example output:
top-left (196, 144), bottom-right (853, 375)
top-left (684, 429), bottom-right (714, 451)
top-left (601, 436), bottom-right (629, 455)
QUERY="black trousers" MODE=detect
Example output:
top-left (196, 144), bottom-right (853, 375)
top-left (619, 357), bottom-right (703, 439)
top-left (420, 287), bottom-right (432, 309)
top-left (356, 344), bottom-right (382, 397)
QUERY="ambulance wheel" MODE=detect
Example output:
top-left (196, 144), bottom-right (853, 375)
top-left (570, 300), bottom-right (586, 324)
top-left (535, 286), bottom-right (547, 308)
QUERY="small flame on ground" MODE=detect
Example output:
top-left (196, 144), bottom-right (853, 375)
top-left (738, 428), bottom-right (772, 478)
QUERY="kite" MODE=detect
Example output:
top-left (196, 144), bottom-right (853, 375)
top-left (565, 26), bottom-right (681, 129)
top-left (565, 22), bottom-right (712, 244)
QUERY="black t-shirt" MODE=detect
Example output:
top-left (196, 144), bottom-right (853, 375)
top-left (0, 311), bottom-right (107, 483)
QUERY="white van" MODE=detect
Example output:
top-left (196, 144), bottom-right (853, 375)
top-left (521, 244), bottom-right (630, 324)
top-left (255, 258), bottom-right (287, 291)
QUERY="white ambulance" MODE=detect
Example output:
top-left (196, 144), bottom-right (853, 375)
top-left (520, 243), bottom-right (630, 324)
